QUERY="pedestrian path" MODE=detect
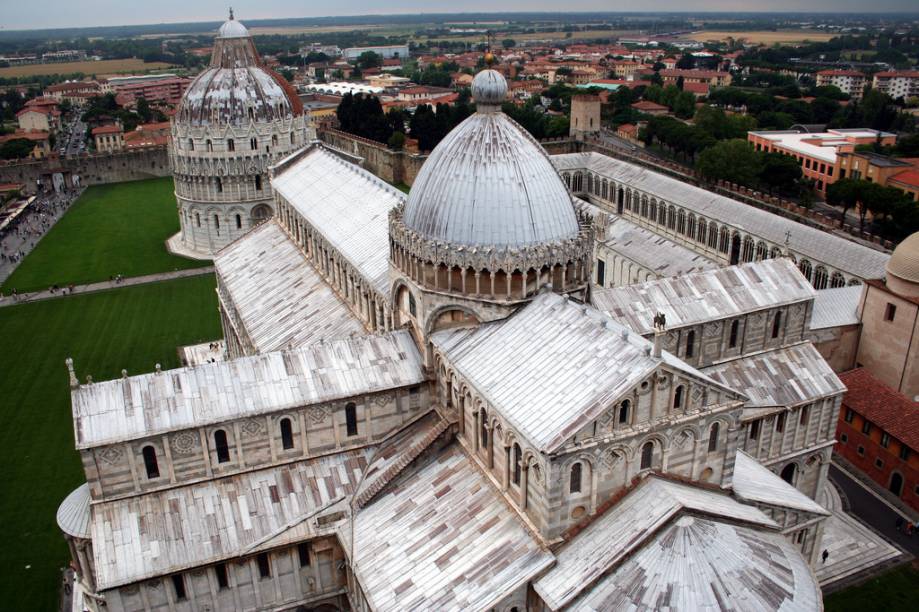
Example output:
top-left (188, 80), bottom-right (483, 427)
top-left (0, 266), bottom-right (215, 308)
top-left (816, 480), bottom-right (905, 588)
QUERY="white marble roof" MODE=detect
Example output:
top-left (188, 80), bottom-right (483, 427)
top-left (733, 450), bottom-right (830, 516)
top-left (568, 515), bottom-right (820, 611)
top-left (533, 476), bottom-right (777, 609)
top-left (91, 449), bottom-right (370, 590)
top-left (214, 220), bottom-right (364, 353)
top-left (271, 144), bottom-right (402, 297)
top-left (72, 331), bottom-right (424, 448)
top-left (599, 215), bottom-right (719, 280)
top-left (810, 284), bottom-right (864, 330)
top-left (350, 444), bottom-right (553, 612)
top-left (554, 152), bottom-right (890, 280)
top-left (703, 342), bottom-right (846, 409)
top-left (432, 292), bottom-right (738, 453)
top-left (593, 258), bottom-right (816, 335)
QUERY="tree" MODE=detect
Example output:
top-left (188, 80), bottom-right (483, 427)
top-left (676, 55), bottom-right (695, 69)
top-left (387, 131), bottom-right (405, 150)
top-left (356, 51), bottom-right (382, 70)
top-left (136, 97), bottom-right (152, 123)
top-left (696, 139), bottom-right (763, 187)
top-left (825, 179), bottom-right (863, 228)
top-left (502, 39), bottom-right (516, 49)
top-left (0, 138), bottom-right (35, 160)
top-left (759, 153), bottom-right (803, 196)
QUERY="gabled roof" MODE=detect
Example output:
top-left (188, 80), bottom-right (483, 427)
top-left (214, 220), bottom-right (364, 353)
top-left (72, 330), bottom-right (424, 449)
top-left (593, 258), bottom-right (815, 335)
top-left (553, 152), bottom-right (891, 280)
top-left (91, 448), bottom-right (371, 590)
top-left (732, 450), bottom-right (829, 516)
top-left (533, 476), bottom-right (777, 609)
top-left (350, 444), bottom-right (553, 612)
top-left (271, 143), bottom-right (401, 297)
top-left (703, 342), bottom-right (845, 409)
top-left (568, 515), bottom-right (819, 611)
top-left (809, 284), bottom-right (863, 329)
top-left (432, 292), bottom-right (740, 453)
top-left (840, 368), bottom-right (919, 450)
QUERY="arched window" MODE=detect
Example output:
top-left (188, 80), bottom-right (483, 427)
top-left (250, 137), bottom-right (257, 150)
top-left (187, 138), bottom-right (194, 151)
top-left (729, 320), bottom-right (740, 348)
top-left (195, 212), bottom-right (201, 227)
top-left (227, 138), bottom-right (235, 151)
top-left (673, 385), bottom-right (684, 409)
top-left (742, 236), bottom-right (755, 262)
top-left (255, 175), bottom-right (262, 190)
top-left (214, 214), bottom-right (220, 230)
top-left (813, 266), bottom-right (828, 290)
top-left (215, 177), bottom-right (222, 193)
top-left (271, 134), bottom-right (278, 147)
top-left (569, 462), bottom-right (582, 493)
top-left (206, 139), bottom-right (213, 152)
top-left (235, 214), bottom-right (242, 229)
top-left (677, 209), bottom-right (685, 234)
top-left (685, 330), bottom-right (695, 358)
top-left (619, 399), bottom-right (630, 424)
top-left (697, 219), bottom-right (707, 244)
top-left (512, 443), bottom-right (522, 485)
top-left (658, 204), bottom-right (667, 226)
top-left (781, 463), bottom-right (797, 484)
top-left (830, 272), bottom-right (846, 288)
top-left (799, 259), bottom-right (813, 281)
top-left (708, 422), bottom-right (719, 452)
top-left (345, 402), bottom-right (357, 436)
top-left (142, 445), bottom-right (159, 479)
top-left (480, 408), bottom-right (488, 448)
top-left (290, 132), bottom-right (295, 145)
top-left (248, 107), bottom-right (255, 121)
top-left (771, 311), bottom-right (782, 338)
top-left (667, 206), bottom-right (676, 230)
top-left (756, 241), bottom-right (768, 260)
top-left (640, 442), bottom-right (653, 470)
top-left (280, 418), bottom-right (294, 450)
top-left (214, 429), bottom-right (230, 463)
top-left (719, 227), bottom-right (730, 253)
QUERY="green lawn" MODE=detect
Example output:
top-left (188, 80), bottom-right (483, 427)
top-left (0, 275), bottom-right (221, 611)
top-left (824, 564), bottom-right (919, 612)
top-left (2, 178), bottom-right (207, 294)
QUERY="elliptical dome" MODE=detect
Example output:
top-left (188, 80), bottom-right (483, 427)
top-left (402, 69), bottom-right (578, 249)
top-left (218, 17), bottom-right (249, 39)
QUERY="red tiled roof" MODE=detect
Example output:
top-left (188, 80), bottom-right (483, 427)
top-left (617, 123), bottom-right (638, 134)
top-left (839, 368), bottom-right (919, 450)
top-left (631, 100), bottom-right (669, 111)
top-left (92, 124), bottom-right (122, 135)
top-left (682, 81), bottom-right (710, 94)
top-left (889, 169), bottom-right (919, 190)
top-left (0, 130), bottom-right (49, 143)
top-left (874, 71), bottom-right (919, 78)
top-left (817, 69), bottom-right (865, 77)
top-left (660, 69), bottom-right (729, 79)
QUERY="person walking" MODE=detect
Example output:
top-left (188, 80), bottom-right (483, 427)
top-left (821, 549), bottom-right (829, 564)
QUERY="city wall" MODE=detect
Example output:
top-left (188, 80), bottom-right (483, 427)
top-left (0, 146), bottom-right (171, 192)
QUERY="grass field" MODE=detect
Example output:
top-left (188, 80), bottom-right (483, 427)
top-left (0, 59), bottom-right (175, 79)
top-left (2, 178), bottom-right (208, 294)
top-left (824, 564), bottom-right (919, 611)
top-left (0, 274), bottom-right (222, 611)
top-left (688, 30), bottom-right (837, 44)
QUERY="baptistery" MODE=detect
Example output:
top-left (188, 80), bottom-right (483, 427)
top-left (169, 11), bottom-right (311, 256)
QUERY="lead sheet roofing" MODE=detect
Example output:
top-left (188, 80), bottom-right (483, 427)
top-left (809, 284), bottom-right (864, 329)
top-left (350, 443), bottom-right (553, 612)
top-left (72, 330), bottom-right (424, 449)
top-left (553, 152), bottom-right (890, 280)
top-left (271, 144), bottom-right (401, 297)
top-left (592, 258), bottom-right (816, 335)
top-left (732, 450), bottom-right (830, 516)
top-left (532, 475), bottom-right (777, 609)
top-left (214, 220), bottom-right (365, 352)
top-left (432, 292), bottom-right (738, 453)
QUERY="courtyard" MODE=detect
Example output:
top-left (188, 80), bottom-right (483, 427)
top-left (1, 177), bottom-right (208, 294)
top-left (0, 274), bottom-right (221, 610)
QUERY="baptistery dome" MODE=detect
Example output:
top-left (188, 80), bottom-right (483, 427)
top-left (176, 12), bottom-right (303, 126)
top-left (886, 231), bottom-right (919, 298)
top-left (402, 69), bottom-right (579, 249)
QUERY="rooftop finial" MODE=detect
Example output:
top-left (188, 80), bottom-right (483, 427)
top-left (229, 6), bottom-right (234, 20)
top-left (652, 312), bottom-right (666, 359)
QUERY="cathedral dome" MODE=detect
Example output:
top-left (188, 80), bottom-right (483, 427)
top-left (403, 69), bottom-right (579, 249)
top-left (886, 231), bottom-right (919, 298)
top-left (175, 12), bottom-right (302, 126)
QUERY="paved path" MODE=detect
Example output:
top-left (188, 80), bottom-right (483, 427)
top-left (830, 462), bottom-right (919, 558)
top-left (0, 266), bottom-right (214, 308)
top-left (0, 190), bottom-right (81, 285)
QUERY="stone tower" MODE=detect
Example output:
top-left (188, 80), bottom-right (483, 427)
top-left (168, 11), bottom-right (312, 257)
top-left (569, 94), bottom-right (601, 140)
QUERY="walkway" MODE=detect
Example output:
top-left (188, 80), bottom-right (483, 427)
top-left (0, 266), bottom-right (214, 308)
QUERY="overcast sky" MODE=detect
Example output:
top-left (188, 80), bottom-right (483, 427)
top-left (5, 1), bottom-right (918, 31)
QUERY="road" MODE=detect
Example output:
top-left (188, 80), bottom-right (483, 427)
top-left (829, 463), bottom-right (919, 558)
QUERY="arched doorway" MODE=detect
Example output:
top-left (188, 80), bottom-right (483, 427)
top-left (617, 187), bottom-right (624, 214)
top-left (730, 233), bottom-right (742, 265)
top-left (889, 472), bottom-right (904, 497)
top-left (781, 463), bottom-right (796, 485)
top-left (251, 204), bottom-right (273, 224)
